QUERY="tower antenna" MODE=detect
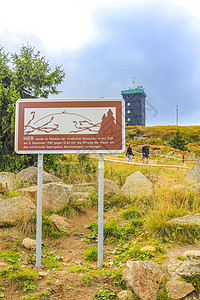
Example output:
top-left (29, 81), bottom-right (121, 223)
top-left (131, 77), bottom-right (136, 89)
top-left (176, 105), bottom-right (179, 126)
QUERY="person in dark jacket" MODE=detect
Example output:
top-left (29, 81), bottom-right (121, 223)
top-left (126, 144), bottom-right (134, 162)
top-left (142, 143), bottom-right (149, 163)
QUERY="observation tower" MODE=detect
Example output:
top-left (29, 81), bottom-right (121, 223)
top-left (121, 83), bottom-right (146, 126)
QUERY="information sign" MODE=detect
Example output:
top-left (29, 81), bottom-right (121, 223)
top-left (15, 98), bottom-right (125, 153)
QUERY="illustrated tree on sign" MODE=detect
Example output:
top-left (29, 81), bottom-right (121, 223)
top-left (98, 109), bottom-right (118, 137)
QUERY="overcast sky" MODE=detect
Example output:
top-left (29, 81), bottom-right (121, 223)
top-left (1, 0), bottom-right (200, 126)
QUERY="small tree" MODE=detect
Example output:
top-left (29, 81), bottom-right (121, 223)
top-left (169, 129), bottom-right (187, 150)
top-left (11, 44), bottom-right (65, 98)
top-left (0, 45), bottom-right (65, 172)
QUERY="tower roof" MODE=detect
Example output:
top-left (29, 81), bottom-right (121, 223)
top-left (121, 86), bottom-right (147, 97)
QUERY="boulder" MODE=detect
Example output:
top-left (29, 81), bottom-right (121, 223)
top-left (166, 279), bottom-right (195, 299)
top-left (18, 183), bottom-right (73, 211)
top-left (176, 260), bottom-right (200, 277)
top-left (121, 171), bottom-right (153, 198)
top-left (0, 196), bottom-right (36, 226)
top-left (49, 214), bottom-right (70, 231)
top-left (70, 192), bottom-right (90, 201)
top-left (123, 260), bottom-right (165, 300)
top-left (166, 248), bottom-right (200, 280)
top-left (17, 166), bottom-right (62, 186)
top-left (186, 157), bottom-right (200, 183)
top-left (104, 179), bottom-right (120, 194)
top-left (22, 238), bottom-right (36, 249)
top-left (167, 214), bottom-right (200, 228)
top-left (166, 259), bottom-right (183, 280)
top-left (140, 246), bottom-right (156, 253)
top-left (0, 172), bottom-right (22, 193)
top-left (189, 183), bottom-right (200, 192)
top-left (183, 250), bottom-right (200, 260)
top-left (117, 290), bottom-right (138, 300)
top-left (38, 272), bottom-right (48, 278)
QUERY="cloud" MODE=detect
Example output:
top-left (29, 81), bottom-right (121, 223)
top-left (1, 0), bottom-right (200, 54)
top-left (1, 0), bottom-right (200, 125)
top-left (52, 1), bottom-right (200, 125)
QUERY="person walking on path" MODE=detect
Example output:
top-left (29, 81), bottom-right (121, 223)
top-left (142, 143), bottom-right (149, 163)
top-left (126, 144), bottom-right (134, 162)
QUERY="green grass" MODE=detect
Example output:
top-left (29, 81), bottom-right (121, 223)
top-left (21, 291), bottom-right (52, 299)
top-left (85, 246), bottom-right (98, 261)
top-left (0, 264), bottom-right (38, 292)
top-left (17, 213), bottom-right (68, 238)
top-left (122, 206), bottom-right (142, 220)
top-left (93, 286), bottom-right (116, 299)
top-left (84, 217), bottom-right (143, 244)
top-left (0, 248), bottom-right (21, 264)
top-left (27, 247), bottom-right (63, 269)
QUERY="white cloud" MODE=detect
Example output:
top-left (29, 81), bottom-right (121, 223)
top-left (0, 0), bottom-right (96, 53)
top-left (1, 0), bottom-right (200, 54)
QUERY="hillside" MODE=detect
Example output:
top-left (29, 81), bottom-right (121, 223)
top-left (126, 125), bottom-right (200, 156)
top-left (0, 126), bottom-right (199, 299)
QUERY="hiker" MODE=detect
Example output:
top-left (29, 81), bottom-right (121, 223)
top-left (142, 142), bottom-right (149, 163)
top-left (126, 144), bottom-right (134, 162)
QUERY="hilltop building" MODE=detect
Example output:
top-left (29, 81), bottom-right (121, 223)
top-left (121, 85), bottom-right (146, 126)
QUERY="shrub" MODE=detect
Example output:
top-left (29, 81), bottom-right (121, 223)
top-left (93, 286), bottom-right (116, 299)
top-left (122, 207), bottom-right (142, 220)
top-left (169, 129), bottom-right (188, 150)
top-left (85, 246), bottom-right (98, 261)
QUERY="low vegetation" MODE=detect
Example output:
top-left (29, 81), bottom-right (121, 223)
top-left (0, 125), bottom-right (200, 298)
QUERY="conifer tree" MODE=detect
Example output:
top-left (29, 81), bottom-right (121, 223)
top-left (169, 129), bottom-right (187, 150)
top-left (0, 45), bottom-right (65, 172)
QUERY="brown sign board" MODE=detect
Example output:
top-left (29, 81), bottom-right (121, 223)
top-left (15, 98), bottom-right (125, 154)
top-left (181, 151), bottom-right (187, 156)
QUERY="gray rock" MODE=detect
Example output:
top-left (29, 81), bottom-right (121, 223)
top-left (123, 260), bottom-right (165, 300)
top-left (168, 214), bottom-right (200, 227)
top-left (0, 172), bottom-right (22, 193)
top-left (117, 290), bottom-right (138, 300)
top-left (70, 192), bottom-right (90, 201)
top-left (183, 250), bottom-right (200, 260)
top-left (166, 259), bottom-right (182, 280)
top-left (166, 279), bottom-right (195, 299)
top-left (186, 157), bottom-right (200, 183)
top-left (22, 238), bottom-right (36, 249)
top-left (104, 179), bottom-right (120, 194)
top-left (49, 214), bottom-right (70, 231)
top-left (121, 171), bottom-right (153, 198)
top-left (176, 260), bottom-right (200, 277)
top-left (0, 196), bottom-right (36, 226)
top-left (18, 183), bottom-right (73, 211)
top-left (140, 246), bottom-right (156, 253)
top-left (17, 166), bottom-right (62, 186)
top-left (189, 184), bottom-right (200, 192)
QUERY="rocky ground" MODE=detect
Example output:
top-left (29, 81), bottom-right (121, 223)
top-left (0, 156), bottom-right (200, 299)
top-left (0, 207), bottom-right (200, 300)
top-left (0, 207), bottom-right (122, 300)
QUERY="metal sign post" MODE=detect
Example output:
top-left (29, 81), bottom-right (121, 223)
top-left (35, 154), bottom-right (43, 268)
top-left (15, 98), bottom-right (125, 269)
top-left (98, 153), bottom-right (104, 267)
